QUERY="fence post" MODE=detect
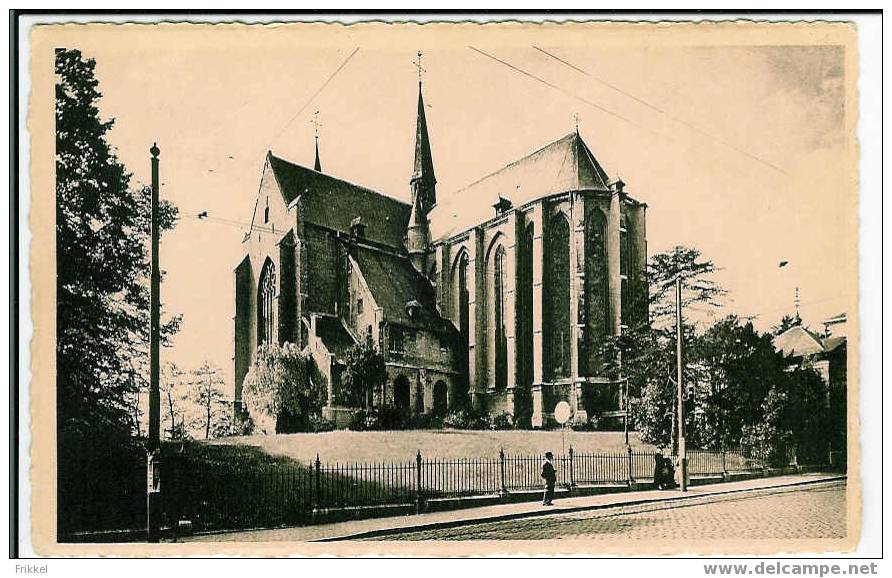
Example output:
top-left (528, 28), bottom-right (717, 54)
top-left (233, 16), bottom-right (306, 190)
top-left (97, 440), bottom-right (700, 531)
top-left (415, 450), bottom-right (425, 514)
top-left (568, 446), bottom-right (575, 492)
top-left (499, 447), bottom-right (509, 498)
top-left (314, 453), bottom-right (322, 513)
top-left (627, 444), bottom-right (634, 487)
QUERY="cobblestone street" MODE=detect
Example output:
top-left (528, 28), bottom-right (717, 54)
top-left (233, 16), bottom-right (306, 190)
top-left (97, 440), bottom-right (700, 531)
top-left (367, 480), bottom-right (846, 541)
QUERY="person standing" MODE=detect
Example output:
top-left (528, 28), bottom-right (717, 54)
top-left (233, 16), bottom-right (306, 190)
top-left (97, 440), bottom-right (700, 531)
top-left (541, 451), bottom-right (557, 506)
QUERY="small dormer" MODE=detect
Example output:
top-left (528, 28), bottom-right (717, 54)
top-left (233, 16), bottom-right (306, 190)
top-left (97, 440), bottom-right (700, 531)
top-left (493, 196), bottom-right (513, 216)
top-left (350, 216), bottom-right (366, 238)
top-left (405, 299), bottom-right (422, 320)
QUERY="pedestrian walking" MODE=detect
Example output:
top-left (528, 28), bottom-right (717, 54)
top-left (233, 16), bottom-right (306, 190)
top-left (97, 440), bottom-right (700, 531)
top-left (541, 451), bottom-right (557, 506)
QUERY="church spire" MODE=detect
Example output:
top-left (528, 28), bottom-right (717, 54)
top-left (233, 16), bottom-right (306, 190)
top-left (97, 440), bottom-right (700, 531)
top-left (312, 110), bottom-right (322, 172)
top-left (411, 52), bottom-right (436, 211)
top-left (407, 52), bottom-right (436, 274)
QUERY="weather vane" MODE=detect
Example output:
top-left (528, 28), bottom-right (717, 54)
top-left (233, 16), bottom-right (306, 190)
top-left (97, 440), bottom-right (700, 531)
top-left (311, 110), bottom-right (322, 140)
top-left (414, 51), bottom-right (426, 84)
top-left (574, 112), bottom-right (580, 133)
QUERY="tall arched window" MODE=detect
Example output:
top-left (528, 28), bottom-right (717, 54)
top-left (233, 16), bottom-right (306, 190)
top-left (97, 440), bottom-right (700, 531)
top-left (492, 245), bottom-right (507, 390)
top-left (584, 210), bottom-right (608, 375)
top-left (258, 260), bottom-right (276, 345)
top-left (453, 250), bottom-right (471, 358)
top-left (620, 213), bottom-right (631, 328)
top-left (518, 223), bottom-right (534, 388)
top-left (545, 213), bottom-right (571, 380)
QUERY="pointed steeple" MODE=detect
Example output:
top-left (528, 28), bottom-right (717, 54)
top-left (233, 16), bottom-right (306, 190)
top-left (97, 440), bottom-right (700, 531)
top-left (406, 53), bottom-right (436, 275)
top-left (413, 84), bottom-right (436, 183)
top-left (311, 110), bottom-right (322, 172)
top-left (411, 81), bottom-right (436, 212)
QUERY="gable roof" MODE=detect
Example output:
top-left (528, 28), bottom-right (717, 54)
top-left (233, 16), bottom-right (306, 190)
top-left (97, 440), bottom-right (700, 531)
top-left (428, 131), bottom-right (612, 240)
top-left (351, 244), bottom-right (451, 333)
top-left (773, 325), bottom-right (825, 358)
top-left (265, 152), bottom-right (411, 249)
top-left (822, 336), bottom-right (847, 353)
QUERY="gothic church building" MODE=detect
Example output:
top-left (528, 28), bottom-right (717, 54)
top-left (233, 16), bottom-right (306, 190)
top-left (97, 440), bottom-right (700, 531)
top-left (233, 81), bottom-right (648, 428)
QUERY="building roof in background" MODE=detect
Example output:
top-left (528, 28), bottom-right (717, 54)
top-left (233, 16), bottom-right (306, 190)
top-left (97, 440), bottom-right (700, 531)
top-left (428, 131), bottom-right (613, 240)
top-left (351, 244), bottom-right (451, 333)
top-left (266, 152), bottom-right (411, 249)
top-left (773, 325), bottom-right (826, 358)
top-left (822, 336), bottom-right (847, 353)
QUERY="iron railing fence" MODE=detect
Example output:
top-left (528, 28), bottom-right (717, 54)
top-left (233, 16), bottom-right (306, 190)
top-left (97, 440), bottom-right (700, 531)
top-left (160, 444), bottom-right (800, 533)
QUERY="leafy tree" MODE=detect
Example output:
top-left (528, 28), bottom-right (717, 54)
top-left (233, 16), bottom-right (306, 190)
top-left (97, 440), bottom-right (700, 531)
top-left (771, 314), bottom-right (801, 336)
top-left (688, 316), bottom-right (786, 450)
top-left (742, 365), bottom-right (830, 466)
top-left (160, 362), bottom-right (189, 440)
top-left (242, 343), bottom-right (325, 434)
top-left (339, 338), bottom-right (387, 409)
top-left (56, 47), bottom-right (180, 448)
top-left (605, 246), bottom-right (725, 447)
top-left (647, 246), bottom-right (727, 331)
top-left (190, 361), bottom-right (228, 439)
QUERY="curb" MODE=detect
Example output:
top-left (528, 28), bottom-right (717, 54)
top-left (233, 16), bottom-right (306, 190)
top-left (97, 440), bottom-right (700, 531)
top-left (313, 475), bottom-right (846, 542)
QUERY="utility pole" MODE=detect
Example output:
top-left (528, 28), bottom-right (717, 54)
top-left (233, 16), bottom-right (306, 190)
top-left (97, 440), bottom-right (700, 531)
top-left (675, 276), bottom-right (688, 492)
top-left (147, 142), bottom-right (162, 541)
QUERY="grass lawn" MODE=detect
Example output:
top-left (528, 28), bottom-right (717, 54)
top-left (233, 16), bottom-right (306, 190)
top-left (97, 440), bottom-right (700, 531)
top-left (208, 429), bottom-right (657, 465)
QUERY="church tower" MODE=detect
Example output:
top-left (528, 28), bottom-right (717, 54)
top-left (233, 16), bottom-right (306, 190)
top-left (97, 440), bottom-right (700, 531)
top-left (406, 65), bottom-right (436, 274)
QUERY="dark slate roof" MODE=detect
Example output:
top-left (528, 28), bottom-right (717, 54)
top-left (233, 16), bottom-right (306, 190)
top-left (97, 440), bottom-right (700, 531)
top-left (822, 336), bottom-right (847, 353)
top-left (412, 83), bottom-right (436, 187)
top-left (773, 325), bottom-right (825, 358)
top-left (428, 131), bottom-right (612, 239)
top-left (266, 152), bottom-right (411, 249)
top-left (351, 244), bottom-right (451, 332)
top-left (314, 315), bottom-right (358, 362)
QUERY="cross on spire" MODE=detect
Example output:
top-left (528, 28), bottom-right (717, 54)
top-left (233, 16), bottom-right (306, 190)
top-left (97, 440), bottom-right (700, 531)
top-left (414, 51), bottom-right (426, 85)
top-left (574, 112), bottom-right (580, 133)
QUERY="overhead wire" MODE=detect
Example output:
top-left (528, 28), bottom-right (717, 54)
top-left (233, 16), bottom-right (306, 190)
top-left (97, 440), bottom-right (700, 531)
top-left (531, 45), bottom-right (786, 175)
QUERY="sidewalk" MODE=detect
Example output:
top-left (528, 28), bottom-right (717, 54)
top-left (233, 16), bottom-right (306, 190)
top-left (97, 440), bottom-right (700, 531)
top-left (181, 472), bottom-right (844, 543)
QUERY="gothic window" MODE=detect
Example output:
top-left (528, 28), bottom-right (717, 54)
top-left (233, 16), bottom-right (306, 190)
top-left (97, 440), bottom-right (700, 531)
top-left (492, 244), bottom-right (508, 390)
top-left (258, 260), bottom-right (276, 346)
top-left (518, 223), bottom-right (534, 387)
top-left (584, 210), bottom-right (609, 375)
top-left (620, 214), bottom-right (630, 328)
top-left (454, 250), bottom-right (471, 355)
top-left (263, 197), bottom-right (270, 224)
top-left (545, 213), bottom-right (571, 380)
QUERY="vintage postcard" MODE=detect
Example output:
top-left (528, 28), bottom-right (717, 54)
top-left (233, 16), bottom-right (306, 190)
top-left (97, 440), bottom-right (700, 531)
top-left (25, 17), bottom-right (862, 557)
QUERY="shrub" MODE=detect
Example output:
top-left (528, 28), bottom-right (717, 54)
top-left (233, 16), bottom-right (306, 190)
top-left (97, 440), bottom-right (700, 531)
top-left (347, 406), bottom-right (409, 431)
top-left (489, 411), bottom-right (514, 430)
top-left (338, 340), bottom-right (387, 408)
top-left (442, 407), bottom-right (492, 430)
top-left (242, 343), bottom-right (326, 434)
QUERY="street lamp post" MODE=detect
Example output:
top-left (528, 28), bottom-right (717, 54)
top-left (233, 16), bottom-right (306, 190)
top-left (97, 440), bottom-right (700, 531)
top-left (147, 142), bottom-right (162, 542)
top-left (675, 276), bottom-right (688, 492)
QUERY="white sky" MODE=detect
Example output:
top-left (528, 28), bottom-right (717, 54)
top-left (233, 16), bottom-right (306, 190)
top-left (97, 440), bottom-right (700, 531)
top-left (51, 23), bottom-right (855, 377)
